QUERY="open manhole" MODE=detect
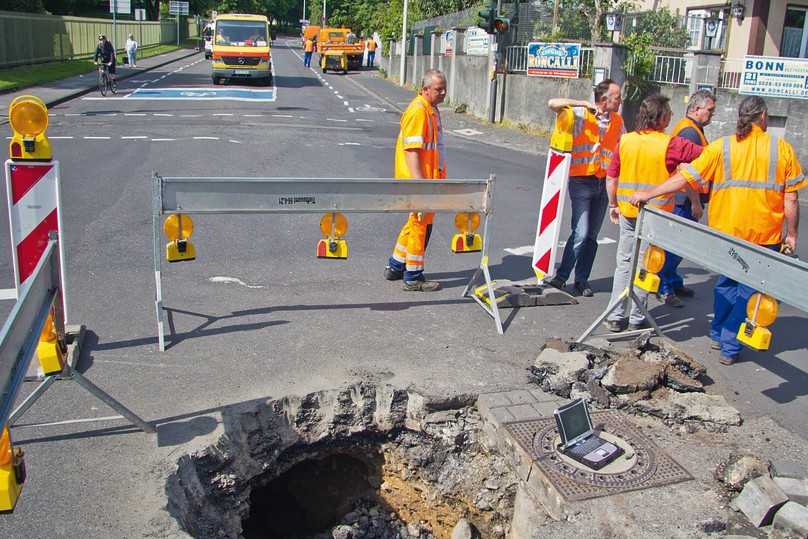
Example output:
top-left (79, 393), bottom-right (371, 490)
top-left (166, 384), bottom-right (518, 538)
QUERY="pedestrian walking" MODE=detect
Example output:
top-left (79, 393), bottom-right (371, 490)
top-left (657, 89), bottom-right (716, 307)
top-left (630, 96), bottom-right (805, 365)
top-left (384, 69), bottom-right (447, 292)
top-left (303, 36), bottom-right (314, 67)
top-left (366, 36), bottom-right (377, 67)
top-left (125, 33), bottom-right (138, 67)
top-left (604, 94), bottom-right (703, 333)
top-left (545, 79), bottom-right (624, 297)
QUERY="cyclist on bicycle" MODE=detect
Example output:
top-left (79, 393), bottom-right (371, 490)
top-left (94, 34), bottom-right (117, 82)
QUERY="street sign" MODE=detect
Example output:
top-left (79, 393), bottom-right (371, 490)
top-left (134, 8), bottom-right (146, 20)
top-left (464, 26), bottom-right (490, 56)
top-left (109, 0), bottom-right (131, 14)
top-left (169, 0), bottom-right (189, 15)
top-left (740, 55), bottom-right (808, 100)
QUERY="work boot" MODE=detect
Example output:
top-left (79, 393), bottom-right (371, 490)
top-left (384, 266), bottom-right (403, 281)
top-left (675, 286), bottom-right (695, 298)
top-left (719, 353), bottom-right (738, 366)
top-left (658, 292), bottom-right (684, 308)
top-left (605, 319), bottom-right (626, 333)
top-left (546, 276), bottom-right (566, 291)
top-left (628, 320), bottom-right (650, 331)
top-left (574, 281), bottom-right (593, 297)
top-left (402, 280), bottom-right (441, 292)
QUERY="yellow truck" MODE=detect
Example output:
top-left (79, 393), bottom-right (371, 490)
top-left (318, 28), bottom-right (364, 71)
top-left (211, 13), bottom-right (272, 85)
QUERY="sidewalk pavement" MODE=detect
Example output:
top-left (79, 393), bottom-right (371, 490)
top-left (0, 47), bottom-right (202, 126)
top-left (350, 69), bottom-right (550, 157)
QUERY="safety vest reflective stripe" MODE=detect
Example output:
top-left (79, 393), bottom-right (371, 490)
top-left (404, 135), bottom-right (424, 144)
top-left (569, 109), bottom-right (622, 178)
top-left (713, 179), bottom-right (781, 192)
top-left (683, 163), bottom-right (707, 187)
top-left (617, 194), bottom-right (673, 206)
top-left (787, 175), bottom-right (805, 188)
top-left (721, 136), bottom-right (780, 194)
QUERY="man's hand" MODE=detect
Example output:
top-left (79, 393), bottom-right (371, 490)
top-left (609, 206), bottom-right (620, 224)
top-left (691, 200), bottom-right (703, 221)
top-left (629, 190), bottom-right (651, 206)
top-left (783, 234), bottom-right (797, 254)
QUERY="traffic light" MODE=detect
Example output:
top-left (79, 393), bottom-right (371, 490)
top-left (7, 95), bottom-right (52, 161)
top-left (478, 4), bottom-right (495, 34)
top-left (494, 15), bottom-right (510, 33)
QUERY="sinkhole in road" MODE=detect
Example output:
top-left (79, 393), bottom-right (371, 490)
top-left (166, 384), bottom-right (518, 538)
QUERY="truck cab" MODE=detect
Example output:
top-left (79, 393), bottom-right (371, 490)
top-left (211, 14), bottom-right (272, 85)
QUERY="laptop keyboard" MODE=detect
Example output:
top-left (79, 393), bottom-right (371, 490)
top-left (567, 436), bottom-right (602, 456)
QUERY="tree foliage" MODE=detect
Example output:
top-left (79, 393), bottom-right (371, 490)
top-left (0, 0), bottom-right (44, 12)
top-left (623, 7), bottom-right (689, 49)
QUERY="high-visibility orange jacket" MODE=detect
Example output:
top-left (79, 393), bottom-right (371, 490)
top-left (617, 130), bottom-right (675, 218)
top-left (394, 94), bottom-right (445, 180)
top-left (671, 117), bottom-right (710, 195)
top-left (569, 107), bottom-right (624, 178)
top-left (304, 39), bottom-right (314, 52)
top-left (681, 125), bottom-right (807, 244)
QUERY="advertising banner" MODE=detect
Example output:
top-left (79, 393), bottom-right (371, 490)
top-left (464, 27), bottom-right (490, 56)
top-left (527, 42), bottom-right (581, 78)
top-left (740, 55), bottom-right (808, 100)
top-left (441, 30), bottom-right (455, 56)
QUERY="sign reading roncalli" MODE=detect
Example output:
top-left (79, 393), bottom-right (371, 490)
top-left (740, 55), bottom-right (808, 99)
top-left (526, 42), bottom-right (581, 78)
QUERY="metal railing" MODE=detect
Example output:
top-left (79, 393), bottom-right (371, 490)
top-left (719, 58), bottom-right (745, 90)
top-left (504, 45), bottom-right (594, 77)
top-left (646, 54), bottom-right (690, 85)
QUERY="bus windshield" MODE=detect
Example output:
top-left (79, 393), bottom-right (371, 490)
top-left (215, 21), bottom-right (268, 47)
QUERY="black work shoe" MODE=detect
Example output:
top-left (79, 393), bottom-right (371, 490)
top-left (659, 293), bottom-right (684, 308)
top-left (675, 286), bottom-right (695, 298)
top-left (628, 321), bottom-right (650, 331)
top-left (605, 319), bottom-right (626, 333)
top-left (384, 267), bottom-right (403, 281)
top-left (402, 280), bottom-right (441, 292)
top-left (719, 354), bottom-right (738, 366)
top-left (547, 276), bottom-right (566, 290)
top-left (574, 281), bottom-right (594, 297)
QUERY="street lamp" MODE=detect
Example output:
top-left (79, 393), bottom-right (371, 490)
top-left (399, 0), bottom-right (408, 86)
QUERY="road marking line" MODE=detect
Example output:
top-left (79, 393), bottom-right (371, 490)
top-left (242, 114), bottom-right (263, 117)
top-left (209, 276), bottom-right (265, 289)
top-left (229, 139), bottom-right (241, 144)
top-left (49, 136), bottom-right (74, 139)
top-left (334, 90), bottom-right (339, 94)
top-left (348, 107), bottom-right (355, 113)
top-left (151, 138), bottom-right (175, 141)
top-left (327, 118), bottom-right (348, 122)
top-left (0, 288), bottom-right (16, 300)
top-left (504, 237), bottom-right (616, 256)
top-left (124, 113), bottom-right (146, 116)
top-left (121, 136), bottom-right (147, 139)
top-left (343, 100), bottom-right (349, 106)
top-left (153, 113), bottom-right (174, 116)
top-left (83, 136), bottom-right (111, 140)
top-left (356, 119), bottom-right (373, 122)
top-left (273, 114), bottom-right (293, 118)
top-left (180, 114), bottom-right (202, 117)
top-left (453, 128), bottom-right (483, 136)
top-left (213, 113), bottom-right (233, 116)
top-left (339, 142), bottom-right (361, 146)
top-left (65, 113), bottom-right (81, 116)
top-left (194, 136), bottom-right (220, 140)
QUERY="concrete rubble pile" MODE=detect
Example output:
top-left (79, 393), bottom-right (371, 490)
top-left (528, 335), bottom-right (742, 428)
top-left (166, 383), bottom-right (517, 539)
top-left (715, 453), bottom-right (808, 538)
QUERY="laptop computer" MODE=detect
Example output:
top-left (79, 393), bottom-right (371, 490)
top-left (553, 399), bottom-right (624, 470)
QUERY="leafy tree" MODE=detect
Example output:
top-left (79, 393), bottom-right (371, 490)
top-left (0, 0), bottom-right (45, 12)
top-left (622, 7), bottom-right (689, 49)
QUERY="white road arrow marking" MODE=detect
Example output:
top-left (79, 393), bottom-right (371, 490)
top-left (504, 237), bottom-right (616, 256)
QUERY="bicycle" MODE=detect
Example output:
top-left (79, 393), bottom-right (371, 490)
top-left (96, 63), bottom-right (117, 96)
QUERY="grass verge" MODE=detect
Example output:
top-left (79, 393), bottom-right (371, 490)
top-left (0, 41), bottom-right (198, 93)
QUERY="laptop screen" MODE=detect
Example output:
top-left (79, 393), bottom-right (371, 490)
top-left (558, 399), bottom-right (592, 443)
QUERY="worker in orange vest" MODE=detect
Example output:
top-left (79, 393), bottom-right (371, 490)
top-left (631, 95), bottom-right (806, 365)
top-left (657, 89), bottom-right (716, 308)
top-left (384, 70), bottom-right (447, 291)
top-left (546, 79), bottom-right (624, 297)
top-left (604, 94), bottom-right (703, 333)
top-left (366, 36), bottom-right (378, 68)
top-left (303, 36), bottom-right (314, 67)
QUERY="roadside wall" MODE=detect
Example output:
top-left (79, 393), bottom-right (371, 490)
top-left (0, 10), bottom-right (180, 68)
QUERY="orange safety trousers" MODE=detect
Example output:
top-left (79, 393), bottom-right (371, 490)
top-left (390, 212), bottom-right (434, 281)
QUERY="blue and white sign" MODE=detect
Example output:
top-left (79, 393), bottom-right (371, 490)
top-left (441, 30), bottom-right (455, 56)
top-left (740, 55), bottom-right (808, 100)
top-left (124, 87), bottom-right (276, 102)
top-left (464, 27), bottom-right (490, 56)
top-left (526, 42), bottom-right (581, 78)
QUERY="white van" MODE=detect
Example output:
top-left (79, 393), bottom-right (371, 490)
top-left (203, 23), bottom-right (214, 59)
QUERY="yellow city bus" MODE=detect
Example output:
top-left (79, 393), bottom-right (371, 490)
top-left (211, 14), bottom-right (272, 85)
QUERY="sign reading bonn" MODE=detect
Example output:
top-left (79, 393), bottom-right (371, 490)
top-left (527, 42), bottom-right (580, 78)
top-left (740, 55), bottom-right (808, 100)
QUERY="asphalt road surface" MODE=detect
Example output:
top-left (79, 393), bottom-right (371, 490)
top-left (0, 39), bottom-right (806, 537)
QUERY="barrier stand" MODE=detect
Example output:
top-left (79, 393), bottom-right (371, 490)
top-left (577, 205), bottom-right (808, 344)
top-left (153, 174), bottom-right (502, 350)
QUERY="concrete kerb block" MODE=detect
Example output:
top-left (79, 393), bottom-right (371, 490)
top-left (772, 501), bottom-right (808, 538)
top-left (774, 476), bottom-right (808, 506)
top-left (735, 475), bottom-right (789, 527)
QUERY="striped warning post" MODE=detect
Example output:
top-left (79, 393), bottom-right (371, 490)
top-left (531, 149), bottom-right (571, 280)
top-left (4, 160), bottom-right (67, 319)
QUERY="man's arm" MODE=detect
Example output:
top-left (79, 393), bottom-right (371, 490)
top-left (547, 98), bottom-right (596, 113)
top-left (629, 173), bottom-right (690, 206)
top-left (784, 191), bottom-right (799, 253)
top-left (404, 150), bottom-right (424, 179)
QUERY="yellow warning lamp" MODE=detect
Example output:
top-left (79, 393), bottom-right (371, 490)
top-left (317, 212), bottom-right (348, 259)
top-left (451, 212), bottom-right (483, 253)
top-left (634, 245), bottom-right (665, 293)
top-left (738, 293), bottom-right (778, 351)
top-left (550, 107), bottom-right (574, 153)
top-left (0, 426), bottom-right (25, 512)
top-left (36, 311), bottom-right (65, 376)
top-left (8, 95), bottom-right (52, 161)
top-left (164, 213), bottom-right (196, 263)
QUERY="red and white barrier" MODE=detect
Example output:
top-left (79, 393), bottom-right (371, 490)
top-left (531, 149), bottom-right (570, 280)
top-left (4, 160), bottom-right (68, 320)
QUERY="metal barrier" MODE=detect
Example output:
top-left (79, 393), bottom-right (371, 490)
top-left (152, 175), bottom-right (502, 351)
top-left (577, 206), bottom-right (808, 343)
top-left (0, 238), bottom-right (154, 433)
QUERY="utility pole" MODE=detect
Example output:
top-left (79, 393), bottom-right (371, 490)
top-left (322, 0), bottom-right (327, 25)
top-left (399, 0), bottom-right (408, 86)
top-left (552, 0), bottom-right (559, 33)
